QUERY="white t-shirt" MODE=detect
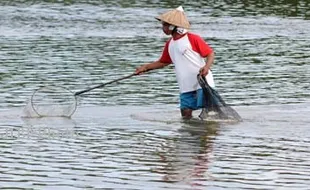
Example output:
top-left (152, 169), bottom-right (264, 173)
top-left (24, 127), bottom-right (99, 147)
top-left (159, 32), bottom-right (215, 93)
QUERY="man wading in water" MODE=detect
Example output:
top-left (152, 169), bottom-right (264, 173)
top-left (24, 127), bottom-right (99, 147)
top-left (135, 6), bottom-right (215, 119)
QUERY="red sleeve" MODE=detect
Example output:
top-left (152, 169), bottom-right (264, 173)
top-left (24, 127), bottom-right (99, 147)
top-left (188, 33), bottom-right (213, 57)
top-left (159, 39), bottom-right (172, 63)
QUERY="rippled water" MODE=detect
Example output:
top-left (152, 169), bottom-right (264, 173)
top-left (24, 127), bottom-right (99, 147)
top-left (0, 1), bottom-right (310, 189)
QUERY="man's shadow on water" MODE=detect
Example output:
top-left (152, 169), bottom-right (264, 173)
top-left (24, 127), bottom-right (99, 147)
top-left (153, 121), bottom-right (219, 187)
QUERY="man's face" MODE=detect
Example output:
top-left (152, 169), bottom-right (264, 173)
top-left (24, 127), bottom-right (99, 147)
top-left (161, 22), bottom-right (172, 35)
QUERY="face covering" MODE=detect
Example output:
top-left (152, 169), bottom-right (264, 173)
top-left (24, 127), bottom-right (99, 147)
top-left (169, 25), bottom-right (188, 35)
top-left (176, 27), bottom-right (188, 34)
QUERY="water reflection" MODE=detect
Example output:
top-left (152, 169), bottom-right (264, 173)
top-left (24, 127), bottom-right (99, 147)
top-left (0, 117), bottom-right (78, 140)
top-left (154, 122), bottom-right (219, 188)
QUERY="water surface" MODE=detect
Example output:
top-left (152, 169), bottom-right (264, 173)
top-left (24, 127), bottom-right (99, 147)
top-left (0, 1), bottom-right (309, 189)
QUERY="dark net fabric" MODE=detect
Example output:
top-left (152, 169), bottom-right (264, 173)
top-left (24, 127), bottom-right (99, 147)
top-left (197, 75), bottom-right (242, 122)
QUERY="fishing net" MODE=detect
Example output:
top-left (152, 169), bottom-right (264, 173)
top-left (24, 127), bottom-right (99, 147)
top-left (23, 85), bottom-right (77, 118)
top-left (197, 75), bottom-right (242, 122)
top-left (23, 74), bottom-right (136, 118)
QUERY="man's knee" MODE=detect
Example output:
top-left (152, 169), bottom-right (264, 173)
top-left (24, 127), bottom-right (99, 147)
top-left (181, 109), bottom-right (193, 119)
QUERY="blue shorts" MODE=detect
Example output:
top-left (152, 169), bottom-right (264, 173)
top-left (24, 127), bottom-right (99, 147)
top-left (180, 89), bottom-right (204, 110)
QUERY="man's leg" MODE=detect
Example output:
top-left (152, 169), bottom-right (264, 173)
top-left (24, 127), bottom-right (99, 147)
top-left (180, 90), bottom-right (199, 120)
top-left (181, 108), bottom-right (193, 119)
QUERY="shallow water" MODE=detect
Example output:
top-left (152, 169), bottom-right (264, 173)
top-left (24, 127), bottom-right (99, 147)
top-left (0, 1), bottom-right (310, 189)
top-left (1, 103), bottom-right (310, 189)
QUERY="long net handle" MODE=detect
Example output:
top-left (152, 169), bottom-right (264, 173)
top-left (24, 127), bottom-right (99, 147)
top-left (74, 73), bottom-right (136, 96)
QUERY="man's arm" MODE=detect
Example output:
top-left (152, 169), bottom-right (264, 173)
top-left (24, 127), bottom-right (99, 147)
top-left (135, 60), bottom-right (171, 74)
top-left (200, 51), bottom-right (215, 76)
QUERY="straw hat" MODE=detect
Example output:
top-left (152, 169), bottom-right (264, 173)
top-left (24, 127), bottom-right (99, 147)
top-left (156, 6), bottom-right (191, 29)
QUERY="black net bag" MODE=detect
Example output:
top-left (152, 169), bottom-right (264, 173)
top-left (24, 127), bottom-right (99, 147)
top-left (197, 75), bottom-right (242, 122)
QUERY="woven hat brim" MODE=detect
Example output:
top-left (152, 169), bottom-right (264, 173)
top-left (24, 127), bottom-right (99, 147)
top-left (156, 9), bottom-right (190, 29)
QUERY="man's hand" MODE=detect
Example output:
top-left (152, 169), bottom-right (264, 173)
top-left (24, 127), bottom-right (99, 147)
top-left (135, 65), bottom-right (148, 75)
top-left (135, 61), bottom-right (170, 75)
top-left (199, 65), bottom-right (209, 76)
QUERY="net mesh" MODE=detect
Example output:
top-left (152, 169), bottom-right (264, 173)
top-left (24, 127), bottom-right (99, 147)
top-left (23, 85), bottom-right (77, 118)
top-left (197, 75), bottom-right (242, 122)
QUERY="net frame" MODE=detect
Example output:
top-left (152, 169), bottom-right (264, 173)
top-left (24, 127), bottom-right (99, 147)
top-left (30, 85), bottom-right (78, 118)
top-left (25, 74), bottom-right (137, 118)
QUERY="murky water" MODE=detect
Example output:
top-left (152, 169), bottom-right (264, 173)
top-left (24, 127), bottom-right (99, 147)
top-left (1, 1), bottom-right (310, 189)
